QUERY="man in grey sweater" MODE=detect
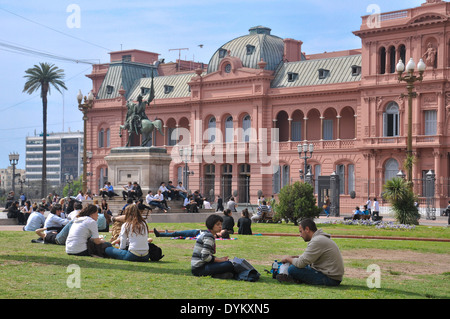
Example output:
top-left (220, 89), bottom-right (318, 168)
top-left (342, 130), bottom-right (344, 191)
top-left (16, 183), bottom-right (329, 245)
top-left (279, 218), bottom-right (344, 286)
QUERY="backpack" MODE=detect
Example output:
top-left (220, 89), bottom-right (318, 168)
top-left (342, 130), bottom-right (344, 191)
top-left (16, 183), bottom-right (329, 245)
top-left (148, 243), bottom-right (164, 261)
top-left (231, 257), bottom-right (260, 282)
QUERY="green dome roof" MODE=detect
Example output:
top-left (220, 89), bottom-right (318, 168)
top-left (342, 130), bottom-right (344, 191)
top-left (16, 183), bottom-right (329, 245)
top-left (207, 26), bottom-right (285, 73)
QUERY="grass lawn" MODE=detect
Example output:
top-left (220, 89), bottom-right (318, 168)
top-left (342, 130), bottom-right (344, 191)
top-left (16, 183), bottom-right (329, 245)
top-left (0, 221), bottom-right (449, 301)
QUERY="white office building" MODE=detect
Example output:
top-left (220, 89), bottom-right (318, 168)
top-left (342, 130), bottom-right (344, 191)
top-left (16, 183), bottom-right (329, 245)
top-left (25, 131), bottom-right (83, 186)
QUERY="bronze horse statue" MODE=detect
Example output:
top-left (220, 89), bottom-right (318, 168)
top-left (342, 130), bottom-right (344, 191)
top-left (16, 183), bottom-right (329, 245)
top-left (120, 118), bottom-right (164, 147)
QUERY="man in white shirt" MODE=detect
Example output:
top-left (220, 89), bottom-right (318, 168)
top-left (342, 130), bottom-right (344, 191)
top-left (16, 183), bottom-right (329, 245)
top-left (24, 206), bottom-right (46, 231)
top-left (75, 191), bottom-right (84, 202)
top-left (146, 190), bottom-right (168, 213)
top-left (67, 202), bottom-right (83, 220)
top-left (372, 198), bottom-right (379, 218)
top-left (365, 197), bottom-right (372, 214)
top-left (176, 182), bottom-right (188, 200)
top-left (158, 182), bottom-right (171, 200)
top-left (44, 204), bottom-right (70, 233)
top-left (122, 182), bottom-right (134, 200)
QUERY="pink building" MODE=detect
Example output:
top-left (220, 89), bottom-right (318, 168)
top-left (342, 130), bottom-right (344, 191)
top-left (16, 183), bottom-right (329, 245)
top-left (85, 0), bottom-right (450, 213)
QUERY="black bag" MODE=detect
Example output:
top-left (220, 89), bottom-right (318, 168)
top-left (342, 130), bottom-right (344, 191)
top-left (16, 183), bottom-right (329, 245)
top-left (148, 243), bottom-right (164, 261)
top-left (232, 257), bottom-right (260, 282)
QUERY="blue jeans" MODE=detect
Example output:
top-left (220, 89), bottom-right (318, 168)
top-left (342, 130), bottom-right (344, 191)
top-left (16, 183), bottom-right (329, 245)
top-left (105, 247), bottom-right (149, 262)
top-left (192, 260), bottom-right (234, 277)
top-left (288, 265), bottom-right (341, 286)
top-left (55, 220), bottom-right (73, 244)
top-left (159, 229), bottom-right (200, 237)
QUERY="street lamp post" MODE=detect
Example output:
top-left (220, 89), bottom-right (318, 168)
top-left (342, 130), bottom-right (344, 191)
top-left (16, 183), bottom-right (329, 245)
top-left (65, 173), bottom-right (74, 197)
top-left (17, 176), bottom-right (26, 195)
top-left (8, 152), bottom-right (19, 194)
top-left (179, 147), bottom-right (194, 191)
top-left (297, 143), bottom-right (314, 183)
top-left (77, 90), bottom-right (94, 194)
top-left (396, 58), bottom-right (426, 184)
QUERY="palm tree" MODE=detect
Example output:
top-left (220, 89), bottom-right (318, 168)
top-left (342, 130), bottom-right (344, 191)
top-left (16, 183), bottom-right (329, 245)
top-left (23, 62), bottom-right (67, 198)
top-left (383, 177), bottom-right (420, 225)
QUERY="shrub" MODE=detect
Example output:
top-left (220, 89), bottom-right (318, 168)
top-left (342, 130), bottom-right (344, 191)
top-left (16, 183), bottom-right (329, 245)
top-left (274, 181), bottom-right (321, 225)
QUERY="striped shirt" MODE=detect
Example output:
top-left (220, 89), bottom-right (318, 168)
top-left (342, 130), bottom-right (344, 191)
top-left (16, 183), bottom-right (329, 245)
top-left (191, 231), bottom-right (216, 270)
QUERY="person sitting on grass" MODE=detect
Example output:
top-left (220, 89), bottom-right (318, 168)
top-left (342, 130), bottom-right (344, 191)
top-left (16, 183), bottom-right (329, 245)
top-left (33, 204), bottom-right (73, 245)
top-left (24, 205), bottom-right (46, 232)
top-left (278, 218), bottom-right (344, 286)
top-left (237, 208), bottom-right (252, 235)
top-left (65, 204), bottom-right (111, 257)
top-left (191, 214), bottom-right (235, 279)
top-left (105, 204), bottom-right (152, 262)
top-left (222, 209), bottom-right (235, 234)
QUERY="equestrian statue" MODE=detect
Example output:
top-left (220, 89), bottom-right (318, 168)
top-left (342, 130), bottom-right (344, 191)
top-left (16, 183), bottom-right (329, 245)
top-left (119, 73), bottom-right (164, 147)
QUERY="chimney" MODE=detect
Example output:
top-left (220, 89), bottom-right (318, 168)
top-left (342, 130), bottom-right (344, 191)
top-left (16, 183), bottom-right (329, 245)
top-left (283, 38), bottom-right (303, 62)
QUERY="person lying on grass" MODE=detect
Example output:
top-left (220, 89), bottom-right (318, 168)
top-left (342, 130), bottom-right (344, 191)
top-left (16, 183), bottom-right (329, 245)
top-left (278, 218), bottom-right (344, 286)
top-left (153, 227), bottom-right (229, 239)
top-left (191, 214), bottom-right (235, 279)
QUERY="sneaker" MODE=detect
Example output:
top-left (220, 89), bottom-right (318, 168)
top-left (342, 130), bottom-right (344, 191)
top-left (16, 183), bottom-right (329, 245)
top-left (31, 238), bottom-right (44, 243)
top-left (276, 274), bottom-right (294, 283)
top-left (212, 272), bottom-right (234, 279)
top-left (153, 228), bottom-right (160, 237)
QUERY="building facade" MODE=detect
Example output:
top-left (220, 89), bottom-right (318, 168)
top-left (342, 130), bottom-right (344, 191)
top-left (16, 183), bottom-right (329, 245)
top-left (25, 131), bottom-right (84, 186)
top-left (84, 0), bottom-right (450, 212)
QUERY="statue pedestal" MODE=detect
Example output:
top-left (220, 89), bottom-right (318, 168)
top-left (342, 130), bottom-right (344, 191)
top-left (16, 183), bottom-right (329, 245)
top-left (105, 147), bottom-right (172, 194)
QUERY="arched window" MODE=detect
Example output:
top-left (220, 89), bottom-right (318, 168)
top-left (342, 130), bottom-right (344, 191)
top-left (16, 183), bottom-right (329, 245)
top-left (98, 128), bottom-right (104, 148)
top-left (384, 158), bottom-right (399, 183)
top-left (379, 47), bottom-right (386, 74)
top-left (225, 116), bottom-right (233, 143)
top-left (389, 46), bottom-right (396, 73)
top-left (383, 102), bottom-right (400, 137)
top-left (272, 164), bottom-right (289, 194)
top-left (208, 117), bottom-right (216, 143)
top-left (242, 114), bottom-right (251, 142)
top-left (336, 163), bottom-right (355, 195)
top-left (399, 44), bottom-right (406, 65)
top-left (106, 128), bottom-right (110, 147)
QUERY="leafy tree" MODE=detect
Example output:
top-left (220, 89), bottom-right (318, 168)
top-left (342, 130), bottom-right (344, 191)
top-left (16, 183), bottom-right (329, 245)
top-left (62, 177), bottom-right (82, 198)
top-left (383, 177), bottom-right (420, 225)
top-left (274, 181), bottom-right (321, 225)
top-left (23, 62), bottom-right (67, 198)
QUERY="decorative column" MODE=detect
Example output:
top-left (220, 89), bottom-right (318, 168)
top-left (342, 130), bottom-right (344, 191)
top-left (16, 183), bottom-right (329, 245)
top-left (336, 115), bottom-right (341, 140)
top-left (288, 118), bottom-right (292, 142)
top-left (320, 116), bottom-right (324, 140)
top-left (303, 117), bottom-right (308, 141)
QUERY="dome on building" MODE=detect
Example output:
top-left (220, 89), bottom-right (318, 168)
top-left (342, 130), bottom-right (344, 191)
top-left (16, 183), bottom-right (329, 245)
top-left (206, 26), bottom-right (285, 73)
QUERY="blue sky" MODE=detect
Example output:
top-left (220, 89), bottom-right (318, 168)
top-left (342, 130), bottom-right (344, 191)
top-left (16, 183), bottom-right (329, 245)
top-left (0, 0), bottom-right (424, 170)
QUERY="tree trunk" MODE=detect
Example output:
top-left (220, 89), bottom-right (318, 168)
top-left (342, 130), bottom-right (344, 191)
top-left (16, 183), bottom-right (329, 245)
top-left (41, 85), bottom-right (48, 198)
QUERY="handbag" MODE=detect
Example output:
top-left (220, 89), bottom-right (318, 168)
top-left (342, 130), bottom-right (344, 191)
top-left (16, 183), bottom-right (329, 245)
top-left (232, 257), bottom-right (260, 282)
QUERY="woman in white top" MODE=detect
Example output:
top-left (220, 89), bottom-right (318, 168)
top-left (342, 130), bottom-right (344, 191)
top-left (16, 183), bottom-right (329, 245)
top-left (105, 204), bottom-right (151, 262)
top-left (65, 204), bottom-right (108, 256)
